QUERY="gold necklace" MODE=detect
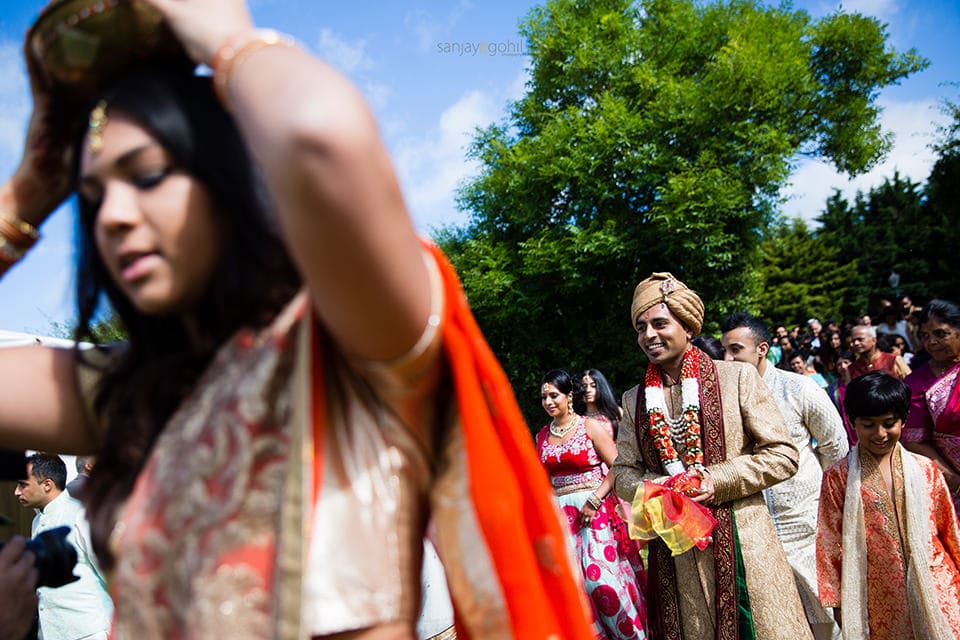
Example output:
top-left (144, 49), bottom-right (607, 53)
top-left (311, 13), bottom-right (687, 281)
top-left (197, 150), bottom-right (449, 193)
top-left (550, 414), bottom-right (578, 438)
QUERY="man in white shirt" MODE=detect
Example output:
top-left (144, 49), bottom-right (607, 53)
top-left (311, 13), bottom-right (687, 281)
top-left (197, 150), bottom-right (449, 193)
top-left (14, 453), bottom-right (113, 640)
top-left (721, 313), bottom-right (849, 640)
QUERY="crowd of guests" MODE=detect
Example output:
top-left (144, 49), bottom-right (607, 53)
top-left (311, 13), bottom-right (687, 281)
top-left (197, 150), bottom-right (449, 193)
top-left (536, 289), bottom-right (960, 640)
top-left (765, 297), bottom-right (919, 390)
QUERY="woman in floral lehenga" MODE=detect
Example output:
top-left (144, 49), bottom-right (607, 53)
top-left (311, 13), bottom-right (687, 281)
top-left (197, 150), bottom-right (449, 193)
top-left (537, 369), bottom-right (647, 639)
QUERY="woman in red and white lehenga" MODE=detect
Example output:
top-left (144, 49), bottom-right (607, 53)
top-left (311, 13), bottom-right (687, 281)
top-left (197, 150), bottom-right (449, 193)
top-left (537, 369), bottom-right (647, 640)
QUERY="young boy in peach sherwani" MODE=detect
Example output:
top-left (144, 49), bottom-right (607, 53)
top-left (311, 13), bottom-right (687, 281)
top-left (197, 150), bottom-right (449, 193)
top-left (816, 371), bottom-right (960, 639)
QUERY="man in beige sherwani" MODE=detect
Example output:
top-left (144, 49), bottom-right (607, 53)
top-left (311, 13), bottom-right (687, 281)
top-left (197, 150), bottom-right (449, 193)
top-left (612, 272), bottom-right (812, 640)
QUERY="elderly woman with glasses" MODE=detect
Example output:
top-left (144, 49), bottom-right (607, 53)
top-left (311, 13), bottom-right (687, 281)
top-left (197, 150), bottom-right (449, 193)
top-left (903, 299), bottom-right (960, 517)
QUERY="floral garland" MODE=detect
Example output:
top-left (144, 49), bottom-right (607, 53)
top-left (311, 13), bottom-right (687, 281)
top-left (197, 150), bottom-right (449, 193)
top-left (645, 348), bottom-right (705, 477)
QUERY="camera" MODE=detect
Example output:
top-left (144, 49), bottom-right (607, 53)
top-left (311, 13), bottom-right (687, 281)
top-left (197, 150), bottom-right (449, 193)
top-left (0, 526), bottom-right (79, 588)
top-left (0, 448), bottom-right (26, 482)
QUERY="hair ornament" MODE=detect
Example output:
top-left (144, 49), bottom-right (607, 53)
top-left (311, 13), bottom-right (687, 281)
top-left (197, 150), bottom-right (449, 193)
top-left (87, 99), bottom-right (108, 154)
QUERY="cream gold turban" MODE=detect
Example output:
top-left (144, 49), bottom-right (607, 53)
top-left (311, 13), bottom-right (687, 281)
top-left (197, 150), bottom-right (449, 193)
top-left (630, 272), bottom-right (704, 334)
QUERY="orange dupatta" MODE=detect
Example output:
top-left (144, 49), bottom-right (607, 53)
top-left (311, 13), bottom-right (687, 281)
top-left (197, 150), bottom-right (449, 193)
top-left (302, 241), bottom-right (594, 639)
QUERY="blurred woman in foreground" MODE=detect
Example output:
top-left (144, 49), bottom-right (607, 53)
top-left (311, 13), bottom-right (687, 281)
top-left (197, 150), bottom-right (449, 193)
top-left (0, 0), bottom-right (593, 637)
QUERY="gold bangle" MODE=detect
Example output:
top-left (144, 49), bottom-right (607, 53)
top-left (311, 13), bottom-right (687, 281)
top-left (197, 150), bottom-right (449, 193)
top-left (0, 210), bottom-right (39, 275)
top-left (0, 212), bottom-right (39, 246)
top-left (211, 29), bottom-right (298, 110)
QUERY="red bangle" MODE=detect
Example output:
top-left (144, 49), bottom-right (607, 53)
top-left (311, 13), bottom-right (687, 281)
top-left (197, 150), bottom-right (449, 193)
top-left (211, 29), bottom-right (297, 110)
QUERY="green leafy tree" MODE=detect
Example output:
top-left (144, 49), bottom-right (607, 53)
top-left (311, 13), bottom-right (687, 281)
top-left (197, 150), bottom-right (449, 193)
top-left (924, 95), bottom-right (960, 297)
top-left (758, 217), bottom-right (858, 326)
top-left (83, 311), bottom-right (127, 343)
top-left (48, 311), bottom-right (126, 344)
top-left (441, 0), bottom-right (925, 424)
top-left (816, 172), bottom-right (941, 315)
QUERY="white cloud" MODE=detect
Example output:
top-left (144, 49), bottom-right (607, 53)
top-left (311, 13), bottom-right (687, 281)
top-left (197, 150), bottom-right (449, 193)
top-left (507, 67), bottom-right (531, 102)
top-left (389, 69), bottom-right (529, 232)
top-left (404, 1), bottom-right (473, 53)
top-left (781, 96), bottom-right (946, 222)
top-left (404, 9), bottom-right (442, 53)
top-left (393, 88), bottom-right (500, 231)
top-left (834, 0), bottom-right (900, 21)
top-left (362, 81), bottom-right (392, 110)
top-left (315, 27), bottom-right (374, 73)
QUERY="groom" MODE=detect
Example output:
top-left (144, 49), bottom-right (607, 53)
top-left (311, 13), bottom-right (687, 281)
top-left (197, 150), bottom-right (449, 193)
top-left (612, 272), bottom-right (810, 640)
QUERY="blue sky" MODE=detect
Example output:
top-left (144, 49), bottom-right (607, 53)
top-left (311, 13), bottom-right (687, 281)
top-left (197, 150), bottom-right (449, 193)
top-left (0, 0), bottom-right (956, 334)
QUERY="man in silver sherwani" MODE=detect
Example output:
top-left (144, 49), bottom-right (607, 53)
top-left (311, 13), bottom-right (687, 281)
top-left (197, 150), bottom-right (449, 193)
top-left (722, 312), bottom-right (848, 640)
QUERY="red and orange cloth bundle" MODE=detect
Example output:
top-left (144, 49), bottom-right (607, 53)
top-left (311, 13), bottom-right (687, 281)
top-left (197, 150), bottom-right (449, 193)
top-left (627, 468), bottom-right (717, 556)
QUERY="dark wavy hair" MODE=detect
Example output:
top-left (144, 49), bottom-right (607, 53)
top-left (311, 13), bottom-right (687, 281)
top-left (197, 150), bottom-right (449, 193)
top-left (540, 369), bottom-right (584, 413)
top-left (918, 299), bottom-right (960, 330)
top-left (574, 368), bottom-right (620, 434)
top-left (73, 67), bottom-right (301, 569)
top-left (818, 330), bottom-right (843, 369)
top-left (877, 333), bottom-right (909, 354)
top-left (27, 453), bottom-right (67, 490)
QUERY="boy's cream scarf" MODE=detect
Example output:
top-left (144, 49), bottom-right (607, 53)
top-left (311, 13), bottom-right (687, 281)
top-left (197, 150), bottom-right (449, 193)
top-left (840, 443), bottom-right (951, 639)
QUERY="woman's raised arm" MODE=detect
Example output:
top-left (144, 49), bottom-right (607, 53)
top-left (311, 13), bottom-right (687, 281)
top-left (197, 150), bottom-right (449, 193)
top-left (146, 0), bottom-right (432, 363)
top-left (0, 42), bottom-right (100, 455)
top-left (0, 345), bottom-right (98, 454)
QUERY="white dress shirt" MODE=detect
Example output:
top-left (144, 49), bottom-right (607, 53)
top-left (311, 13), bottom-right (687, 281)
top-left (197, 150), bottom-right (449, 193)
top-left (32, 491), bottom-right (113, 640)
top-left (761, 365), bottom-right (848, 627)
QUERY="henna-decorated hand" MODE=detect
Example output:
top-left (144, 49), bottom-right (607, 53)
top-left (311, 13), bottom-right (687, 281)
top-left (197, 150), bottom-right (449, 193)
top-left (10, 40), bottom-right (87, 224)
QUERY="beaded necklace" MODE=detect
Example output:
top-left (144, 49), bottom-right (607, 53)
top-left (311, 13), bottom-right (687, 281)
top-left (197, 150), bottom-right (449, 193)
top-left (549, 413), bottom-right (578, 439)
top-left (644, 348), bottom-right (705, 476)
